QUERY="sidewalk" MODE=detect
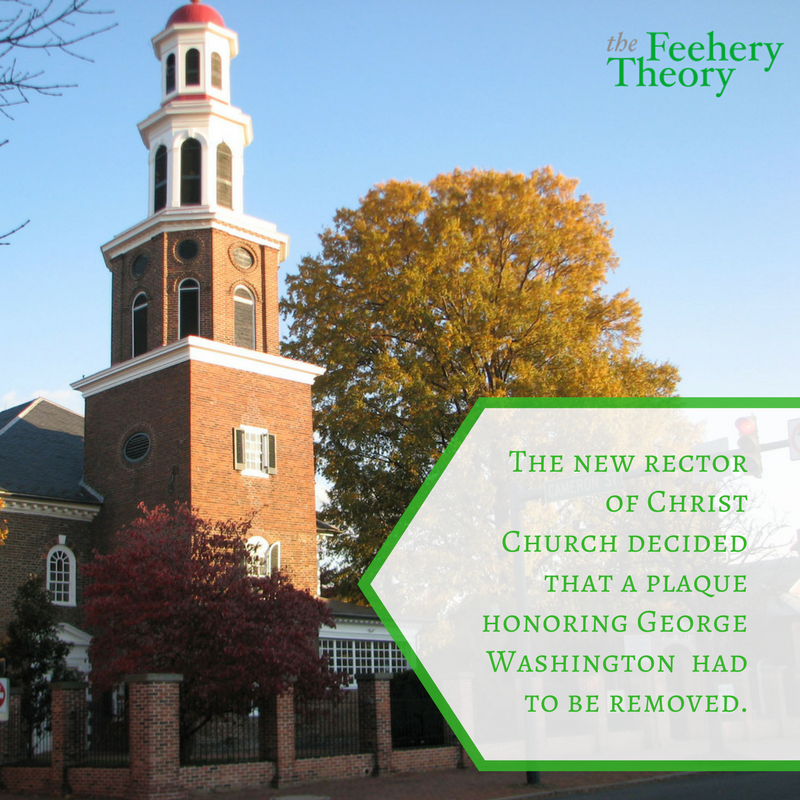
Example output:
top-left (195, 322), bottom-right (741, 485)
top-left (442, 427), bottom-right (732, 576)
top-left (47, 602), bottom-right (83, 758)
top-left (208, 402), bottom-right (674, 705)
top-left (219, 769), bottom-right (683, 800)
top-left (0, 770), bottom-right (684, 800)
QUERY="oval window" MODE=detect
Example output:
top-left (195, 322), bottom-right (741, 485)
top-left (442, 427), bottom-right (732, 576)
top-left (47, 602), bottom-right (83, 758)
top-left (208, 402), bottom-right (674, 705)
top-left (232, 247), bottom-right (254, 269)
top-left (124, 432), bottom-right (151, 462)
top-left (132, 254), bottom-right (149, 278)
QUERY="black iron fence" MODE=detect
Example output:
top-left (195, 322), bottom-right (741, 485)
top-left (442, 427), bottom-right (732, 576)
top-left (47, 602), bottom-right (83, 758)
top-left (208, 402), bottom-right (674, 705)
top-left (79, 688), bottom-right (129, 767)
top-left (295, 691), bottom-right (366, 758)
top-left (2, 678), bottom-right (459, 770)
top-left (2, 694), bottom-right (52, 766)
top-left (390, 672), bottom-right (455, 749)
top-left (180, 709), bottom-right (262, 765)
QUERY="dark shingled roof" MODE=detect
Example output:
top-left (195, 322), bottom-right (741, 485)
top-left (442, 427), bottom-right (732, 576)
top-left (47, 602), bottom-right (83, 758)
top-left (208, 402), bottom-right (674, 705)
top-left (0, 398), bottom-right (98, 504)
top-left (324, 598), bottom-right (380, 621)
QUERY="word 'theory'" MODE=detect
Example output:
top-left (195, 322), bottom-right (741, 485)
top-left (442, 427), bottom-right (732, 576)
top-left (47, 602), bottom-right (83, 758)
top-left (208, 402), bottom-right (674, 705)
top-left (607, 31), bottom-right (783, 97)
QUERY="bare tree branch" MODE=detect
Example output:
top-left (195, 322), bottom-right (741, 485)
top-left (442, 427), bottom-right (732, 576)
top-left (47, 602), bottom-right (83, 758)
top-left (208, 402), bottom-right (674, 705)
top-left (1, 1), bottom-right (115, 242)
top-left (0, 218), bottom-right (29, 244)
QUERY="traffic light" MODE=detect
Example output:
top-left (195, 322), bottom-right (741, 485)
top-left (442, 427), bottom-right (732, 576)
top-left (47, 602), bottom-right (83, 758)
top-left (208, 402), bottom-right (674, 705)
top-left (735, 415), bottom-right (762, 477)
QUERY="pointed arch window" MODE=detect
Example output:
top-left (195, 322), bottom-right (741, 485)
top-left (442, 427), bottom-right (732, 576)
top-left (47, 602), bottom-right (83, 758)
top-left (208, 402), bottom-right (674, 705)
top-left (185, 48), bottom-right (200, 86)
top-left (47, 545), bottom-right (76, 607)
top-left (216, 143), bottom-right (232, 209)
top-left (165, 53), bottom-right (176, 93)
top-left (179, 279), bottom-right (200, 338)
top-left (154, 145), bottom-right (168, 212)
top-left (132, 293), bottom-right (148, 357)
top-left (234, 286), bottom-right (255, 349)
top-left (211, 52), bottom-right (222, 89)
top-left (180, 138), bottom-right (202, 206)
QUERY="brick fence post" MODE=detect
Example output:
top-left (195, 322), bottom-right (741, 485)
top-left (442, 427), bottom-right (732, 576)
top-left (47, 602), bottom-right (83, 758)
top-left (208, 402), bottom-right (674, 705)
top-left (262, 682), bottom-right (296, 788)
top-left (127, 674), bottom-right (185, 800)
top-left (50, 682), bottom-right (87, 795)
top-left (357, 673), bottom-right (392, 775)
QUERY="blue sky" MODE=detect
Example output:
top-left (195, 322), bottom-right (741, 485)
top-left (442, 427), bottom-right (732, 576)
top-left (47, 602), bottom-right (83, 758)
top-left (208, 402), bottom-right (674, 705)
top-left (1, 0), bottom-right (797, 415)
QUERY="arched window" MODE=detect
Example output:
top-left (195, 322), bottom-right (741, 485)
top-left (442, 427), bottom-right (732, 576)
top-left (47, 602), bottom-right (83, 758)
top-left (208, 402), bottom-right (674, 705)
top-left (47, 545), bottom-right (76, 606)
top-left (154, 145), bottom-right (168, 212)
top-left (180, 138), bottom-right (201, 206)
top-left (132, 293), bottom-right (148, 357)
top-left (179, 279), bottom-right (200, 338)
top-left (211, 52), bottom-right (222, 89)
top-left (185, 48), bottom-right (200, 86)
top-left (216, 143), bottom-right (232, 209)
top-left (234, 286), bottom-right (255, 349)
top-left (246, 536), bottom-right (280, 577)
top-left (165, 53), bottom-right (176, 93)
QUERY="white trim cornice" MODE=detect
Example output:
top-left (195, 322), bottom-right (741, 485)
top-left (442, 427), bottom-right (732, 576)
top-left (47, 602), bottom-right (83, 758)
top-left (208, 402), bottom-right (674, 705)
top-left (152, 21), bottom-right (238, 59)
top-left (100, 209), bottom-right (289, 266)
top-left (138, 99), bottom-right (253, 147)
top-left (0, 397), bottom-right (41, 438)
top-left (0, 494), bottom-right (100, 522)
top-left (71, 337), bottom-right (325, 398)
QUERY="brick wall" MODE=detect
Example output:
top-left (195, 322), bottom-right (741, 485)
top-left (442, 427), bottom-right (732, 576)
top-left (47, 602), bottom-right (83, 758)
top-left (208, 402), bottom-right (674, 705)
top-left (189, 361), bottom-right (318, 592)
top-left (0, 766), bottom-right (54, 794)
top-left (128, 675), bottom-right (184, 800)
top-left (180, 761), bottom-right (274, 794)
top-left (390, 745), bottom-right (463, 772)
top-left (0, 513), bottom-right (93, 637)
top-left (109, 225), bottom-right (283, 366)
top-left (110, 233), bottom-right (168, 365)
top-left (84, 362), bottom-right (192, 555)
top-left (69, 767), bottom-right (131, 798)
top-left (83, 354), bottom-right (318, 593)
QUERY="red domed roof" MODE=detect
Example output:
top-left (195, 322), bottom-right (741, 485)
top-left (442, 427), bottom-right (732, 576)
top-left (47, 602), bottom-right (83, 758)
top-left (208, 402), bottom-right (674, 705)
top-left (167, 1), bottom-right (225, 29)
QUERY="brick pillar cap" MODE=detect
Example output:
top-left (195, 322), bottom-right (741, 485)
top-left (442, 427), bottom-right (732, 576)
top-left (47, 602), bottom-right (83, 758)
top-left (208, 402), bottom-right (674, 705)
top-left (355, 671), bottom-right (393, 681)
top-left (125, 673), bottom-right (184, 684)
top-left (50, 681), bottom-right (87, 690)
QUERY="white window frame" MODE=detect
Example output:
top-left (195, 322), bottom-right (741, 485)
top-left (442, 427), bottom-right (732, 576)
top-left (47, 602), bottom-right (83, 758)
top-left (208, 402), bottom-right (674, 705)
top-left (233, 425), bottom-right (276, 477)
top-left (233, 285), bottom-right (255, 349)
top-left (246, 535), bottom-right (281, 577)
top-left (319, 638), bottom-right (409, 677)
top-left (178, 278), bottom-right (200, 339)
top-left (132, 292), bottom-right (148, 358)
top-left (46, 543), bottom-right (76, 607)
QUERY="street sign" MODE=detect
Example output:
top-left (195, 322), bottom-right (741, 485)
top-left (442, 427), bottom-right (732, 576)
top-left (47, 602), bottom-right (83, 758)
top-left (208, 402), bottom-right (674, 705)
top-left (789, 419), bottom-right (800, 461)
top-left (0, 677), bottom-right (8, 722)
top-left (543, 472), bottom-right (624, 503)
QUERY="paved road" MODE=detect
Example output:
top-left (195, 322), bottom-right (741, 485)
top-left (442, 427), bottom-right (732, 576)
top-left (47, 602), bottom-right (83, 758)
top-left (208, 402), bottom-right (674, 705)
top-left (2, 770), bottom-right (799, 800)
top-left (551, 772), bottom-right (800, 800)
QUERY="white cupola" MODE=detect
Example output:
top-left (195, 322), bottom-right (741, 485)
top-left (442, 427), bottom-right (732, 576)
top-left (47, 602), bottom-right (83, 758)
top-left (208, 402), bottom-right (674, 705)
top-left (138, 0), bottom-right (253, 216)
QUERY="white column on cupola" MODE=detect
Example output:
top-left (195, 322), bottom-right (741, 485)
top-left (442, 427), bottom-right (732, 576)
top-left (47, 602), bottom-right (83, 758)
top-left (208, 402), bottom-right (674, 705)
top-left (138, 1), bottom-right (253, 218)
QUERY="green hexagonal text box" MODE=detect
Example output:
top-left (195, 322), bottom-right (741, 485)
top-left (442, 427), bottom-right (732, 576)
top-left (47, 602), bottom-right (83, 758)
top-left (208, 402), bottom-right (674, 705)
top-left (361, 398), bottom-right (800, 771)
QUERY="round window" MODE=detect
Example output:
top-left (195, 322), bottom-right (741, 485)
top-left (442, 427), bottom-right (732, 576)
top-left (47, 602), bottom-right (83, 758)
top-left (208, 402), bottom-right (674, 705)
top-left (177, 239), bottom-right (199, 260)
top-left (132, 254), bottom-right (149, 278)
top-left (124, 432), bottom-right (151, 462)
top-left (232, 246), bottom-right (254, 269)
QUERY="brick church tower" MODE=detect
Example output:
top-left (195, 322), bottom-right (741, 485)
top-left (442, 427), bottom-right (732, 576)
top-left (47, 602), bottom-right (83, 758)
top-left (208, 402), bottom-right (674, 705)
top-left (72, 0), bottom-right (322, 593)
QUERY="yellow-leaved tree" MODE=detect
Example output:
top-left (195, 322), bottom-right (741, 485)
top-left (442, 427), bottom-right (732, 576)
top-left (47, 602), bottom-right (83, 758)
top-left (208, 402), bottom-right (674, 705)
top-left (282, 167), bottom-right (679, 600)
